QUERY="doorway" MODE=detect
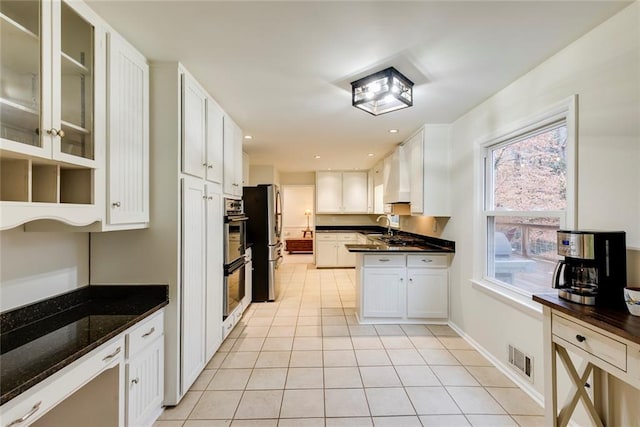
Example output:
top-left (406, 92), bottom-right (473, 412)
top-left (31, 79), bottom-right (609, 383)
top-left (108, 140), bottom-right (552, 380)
top-left (281, 185), bottom-right (314, 264)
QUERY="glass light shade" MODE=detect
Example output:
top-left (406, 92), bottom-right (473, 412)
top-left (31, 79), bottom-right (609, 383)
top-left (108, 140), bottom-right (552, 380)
top-left (351, 67), bottom-right (414, 116)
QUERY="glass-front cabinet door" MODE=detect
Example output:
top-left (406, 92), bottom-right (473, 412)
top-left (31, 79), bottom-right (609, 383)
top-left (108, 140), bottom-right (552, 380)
top-left (0, 0), bottom-right (95, 166)
top-left (0, 0), bottom-right (46, 154)
top-left (57, 0), bottom-right (94, 164)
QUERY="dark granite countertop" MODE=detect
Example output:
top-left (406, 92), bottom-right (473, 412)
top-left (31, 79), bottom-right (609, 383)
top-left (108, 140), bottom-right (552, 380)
top-left (533, 293), bottom-right (640, 345)
top-left (0, 285), bottom-right (169, 405)
top-left (345, 243), bottom-right (453, 253)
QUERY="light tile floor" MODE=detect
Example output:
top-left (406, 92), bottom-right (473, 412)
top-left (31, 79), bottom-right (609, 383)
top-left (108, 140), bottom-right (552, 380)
top-left (155, 264), bottom-right (545, 427)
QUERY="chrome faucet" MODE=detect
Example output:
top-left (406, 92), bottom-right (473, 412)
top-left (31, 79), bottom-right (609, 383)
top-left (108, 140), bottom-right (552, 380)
top-left (376, 215), bottom-right (392, 235)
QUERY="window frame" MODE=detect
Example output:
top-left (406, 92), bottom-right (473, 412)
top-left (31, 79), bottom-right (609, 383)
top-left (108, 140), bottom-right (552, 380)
top-left (479, 96), bottom-right (578, 295)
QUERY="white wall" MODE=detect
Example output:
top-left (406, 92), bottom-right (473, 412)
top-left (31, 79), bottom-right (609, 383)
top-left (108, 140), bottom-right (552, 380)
top-left (446, 2), bottom-right (639, 423)
top-left (0, 229), bottom-right (89, 311)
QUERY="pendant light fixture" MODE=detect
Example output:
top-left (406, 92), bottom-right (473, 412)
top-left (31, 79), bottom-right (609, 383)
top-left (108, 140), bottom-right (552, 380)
top-left (350, 67), bottom-right (414, 116)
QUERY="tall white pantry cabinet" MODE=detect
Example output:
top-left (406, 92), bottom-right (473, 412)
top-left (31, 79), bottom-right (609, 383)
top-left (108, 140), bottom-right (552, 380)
top-left (91, 62), bottom-right (229, 405)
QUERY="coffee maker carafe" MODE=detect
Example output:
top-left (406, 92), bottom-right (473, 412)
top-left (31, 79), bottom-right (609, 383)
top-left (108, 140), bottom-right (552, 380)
top-left (552, 230), bottom-right (627, 307)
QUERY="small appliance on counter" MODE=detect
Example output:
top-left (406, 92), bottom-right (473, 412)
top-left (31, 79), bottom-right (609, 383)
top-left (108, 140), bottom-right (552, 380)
top-left (552, 230), bottom-right (627, 307)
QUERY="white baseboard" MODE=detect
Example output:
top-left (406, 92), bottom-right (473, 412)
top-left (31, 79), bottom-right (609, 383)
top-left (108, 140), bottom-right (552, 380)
top-left (447, 320), bottom-right (545, 408)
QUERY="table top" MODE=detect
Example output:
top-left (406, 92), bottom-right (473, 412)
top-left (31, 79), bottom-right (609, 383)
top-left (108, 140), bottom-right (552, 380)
top-left (533, 293), bottom-right (640, 345)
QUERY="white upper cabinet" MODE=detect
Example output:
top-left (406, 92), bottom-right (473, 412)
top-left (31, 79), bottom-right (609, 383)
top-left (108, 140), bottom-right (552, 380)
top-left (316, 171), bottom-right (368, 214)
top-left (0, 0), bottom-right (106, 229)
top-left (182, 73), bottom-right (207, 178)
top-left (405, 125), bottom-right (451, 216)
top-left (223, 115), bottom-right (243, 197)
top-left (205, 98), bottom-right (224, 183)
top-left (382, 145), bottom-right (410, 204)
top-left (106, 30), bottom-right (149, 228)
top-left (1, 0), bottom-right (101, 167)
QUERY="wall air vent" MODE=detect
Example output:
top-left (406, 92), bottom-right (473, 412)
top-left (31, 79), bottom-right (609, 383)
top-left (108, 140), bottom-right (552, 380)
top-left (508, 344), bottom-right (533, 381)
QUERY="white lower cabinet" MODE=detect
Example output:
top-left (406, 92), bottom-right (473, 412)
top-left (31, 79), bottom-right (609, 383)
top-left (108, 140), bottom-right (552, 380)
top-left (362, 268), bottom-right (405, 318)
top-left (406, 269), bottom-right (448, 319)
top-left (125, 311), bottom-right (165, 427)
top-left (357, 253), bottom-right (449, 323)
top-left (315, 233), bottom-right (358, 267)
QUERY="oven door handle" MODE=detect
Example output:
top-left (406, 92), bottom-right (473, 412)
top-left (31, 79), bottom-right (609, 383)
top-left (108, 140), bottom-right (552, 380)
top-left (225, 257), bottom-right (248, 275)
top-left (225, 215), bottom-right (248, 223)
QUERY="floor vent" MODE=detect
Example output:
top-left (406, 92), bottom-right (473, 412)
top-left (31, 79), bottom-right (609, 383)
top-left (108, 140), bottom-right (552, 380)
top-left (508, 344), bottom-right (533, 381)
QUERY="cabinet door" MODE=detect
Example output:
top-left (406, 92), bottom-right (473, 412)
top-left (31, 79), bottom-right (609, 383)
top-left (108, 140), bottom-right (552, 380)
top-left (181, 177), bottom-right (206, 394)
top-left (342, 171), bottom-right (368, 213)
top-left (336, 235), bottom-right (357, 267)
top-left (407, 269), bottom-right (448, 318)
top-left (205, 97), bottom-right (224, 183)
top-left (126, 337), bottom-right (164, 427)
top-left (316, 171), bottom-right (342, 213)
top-left (362, 268), bottom-right (405, 318)
top-left (107, 30), bottom-right (149, 225)
top-left (223, 116), bottom-right (242, 195)
top-left (407, 130), bottom-right (424, 214)
top-left (205, 185), bottom-right (223, 360)
top-left (182, 74), bottom-right (206, 178)
top-left (316, 240), bottom-right (337, 267)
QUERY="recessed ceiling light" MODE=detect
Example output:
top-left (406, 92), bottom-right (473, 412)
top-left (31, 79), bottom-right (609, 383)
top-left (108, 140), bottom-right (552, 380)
top-left (314, 155), bottom-right (321, 159)
top-left (388, 129), bottom-right (399, 134)
top-left (244, 135), bottom-right (253, 140)
top-left (367, 153), bottom-right (374, 157)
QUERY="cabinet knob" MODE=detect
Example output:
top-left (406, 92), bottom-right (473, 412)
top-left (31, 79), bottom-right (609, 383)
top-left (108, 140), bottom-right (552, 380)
top-left (131, 377), bottom-right (139, 385)
top-left (575, 334), bottom-right (586, 343)
top-left (208, 163), bottom-right (213, 169)
top-left (112, 201), bottom-right (121, 208)
top-left (203, 163), bottom-right (208, 167)
top-left (208, 196), bottom-right (213, 200)
top-left (400, 277), bottom-right (404, 282)
top-left (57, 129), bottom-right (65, 138)
top-left (47, 128), bottom-right (60, 136)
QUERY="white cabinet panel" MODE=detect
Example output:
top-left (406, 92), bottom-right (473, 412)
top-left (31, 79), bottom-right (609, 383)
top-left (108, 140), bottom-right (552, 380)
top-left (181, 177), bottom-right (206, 394)
top-left (182, 75), bottom-right (207, 178)
top-left (205, 185), bottom-right (223, 361)
top-left (126, 337), bottom-right (164, 427)
top-left (316, 239), bottom-right (337, 267)
top-left (223, 116), bottom-right (242, 196)
top-left (316, 171), bottom-right (368, 214)
top-left (106, 30), bottom-right (149, 227)
top-left (362, 268), bottom-right (405, 318)
top-left (205, 98), bottom-right (224, 184)
top-left (316, 172), bottom-right (343, 213)
top-left (407, 269), bottom-right (448, 319)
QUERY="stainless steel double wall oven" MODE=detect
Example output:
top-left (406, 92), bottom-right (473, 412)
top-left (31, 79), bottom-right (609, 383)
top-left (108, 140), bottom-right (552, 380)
top-left (223, 198), bottom-right (248, 318)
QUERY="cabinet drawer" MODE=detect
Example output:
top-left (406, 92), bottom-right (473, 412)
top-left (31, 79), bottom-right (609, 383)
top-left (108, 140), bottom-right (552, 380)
top-left (337, 233), bottom-right (357, 241)
top-left (316, 233), bottom-right (336, 241)
top-left (364, 254), bottom-right (406, 267)
top-left (552, 313), bottom-right (627, 370)
top-left (407, 254), bottom-right (448, 268)
top-left (127, 311), bottom-right (164, 358)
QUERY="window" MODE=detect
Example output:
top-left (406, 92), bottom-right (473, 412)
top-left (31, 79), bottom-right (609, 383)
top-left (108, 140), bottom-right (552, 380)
top-left (483, 99), bottom-right (575, 294)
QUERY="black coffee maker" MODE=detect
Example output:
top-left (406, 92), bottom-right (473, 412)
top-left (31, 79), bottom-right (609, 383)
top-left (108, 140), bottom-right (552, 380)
top-left (552, 230), bottom-right (627, 307)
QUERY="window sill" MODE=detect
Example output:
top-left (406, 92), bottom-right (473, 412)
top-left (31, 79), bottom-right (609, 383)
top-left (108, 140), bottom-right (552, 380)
top-left (470, 278), bottom-right (545, 320)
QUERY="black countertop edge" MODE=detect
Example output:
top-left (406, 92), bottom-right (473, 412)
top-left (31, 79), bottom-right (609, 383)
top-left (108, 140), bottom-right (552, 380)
top-left (345, 244), bottom-right (451, 253)
top-left (1, 285), bottom-right (169, 405)
top-left (532, 293), bottom-right (640, 345)
top-left (314, 226), bottom-right (455, 253)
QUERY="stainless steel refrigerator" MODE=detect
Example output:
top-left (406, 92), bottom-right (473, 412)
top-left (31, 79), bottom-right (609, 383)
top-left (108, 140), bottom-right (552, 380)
top-left (243, 184), bottom-right (283, 301)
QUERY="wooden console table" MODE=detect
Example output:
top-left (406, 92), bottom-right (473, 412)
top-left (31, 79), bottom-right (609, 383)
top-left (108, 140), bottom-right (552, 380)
top-left (533, 294), bottom-right (640, 426)
top-left (285, 238), bottom-right (313, 254)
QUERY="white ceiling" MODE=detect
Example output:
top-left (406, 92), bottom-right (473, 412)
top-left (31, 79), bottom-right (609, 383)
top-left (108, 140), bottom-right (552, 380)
top-left (87, 1), bottom-right (630, 173)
